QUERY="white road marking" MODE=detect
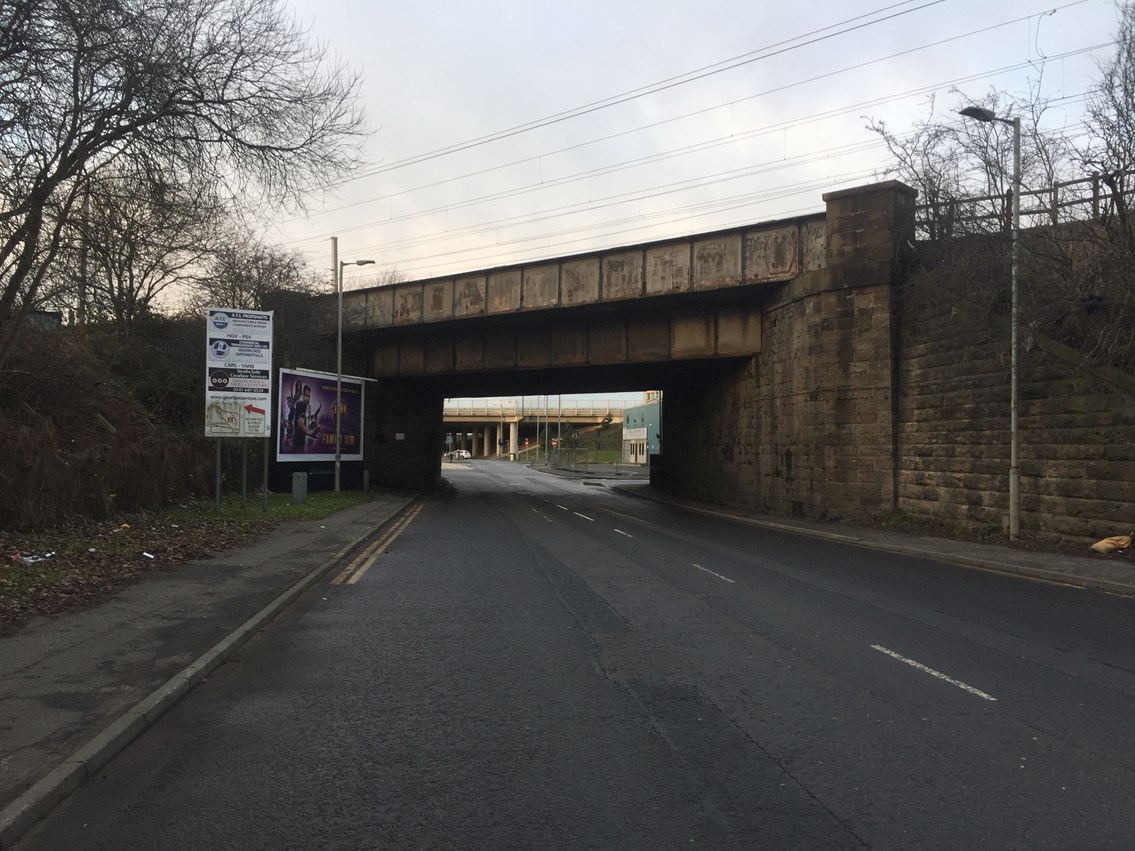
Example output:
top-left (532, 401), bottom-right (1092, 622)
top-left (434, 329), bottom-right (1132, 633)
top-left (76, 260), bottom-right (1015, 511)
top-left (871, 645), bottom-right (997, 701)
top-left (555, 504), bottom-right (569, 511)
top-left (602, 508), bottom-right (655, 527)
top-left (614, 529), bottom-right (634, 538)
top-left (573, 512), bottom-right (595, 521)
top-left (692, 563), bottom-right (735, 583)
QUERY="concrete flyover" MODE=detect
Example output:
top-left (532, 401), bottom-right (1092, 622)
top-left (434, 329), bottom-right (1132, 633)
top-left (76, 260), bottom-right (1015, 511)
top-left (334, 180), bottom-right (917, 524)
top-left (442, 400), bottom-right (629, 458)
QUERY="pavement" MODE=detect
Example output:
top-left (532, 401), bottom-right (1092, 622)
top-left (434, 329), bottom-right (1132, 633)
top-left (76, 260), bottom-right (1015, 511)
top-left (0, 491), bottom-right (418, 849)
top-left (2, 471), bottom-right (1132, 848)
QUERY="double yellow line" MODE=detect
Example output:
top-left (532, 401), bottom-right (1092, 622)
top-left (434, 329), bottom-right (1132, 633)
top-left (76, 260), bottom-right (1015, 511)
top-left (331, 500), bottom-right (426, 586)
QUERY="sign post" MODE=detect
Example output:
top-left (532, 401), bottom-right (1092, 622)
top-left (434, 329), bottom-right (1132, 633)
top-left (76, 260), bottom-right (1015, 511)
top-left (205, 308), bottom-right (274, 510)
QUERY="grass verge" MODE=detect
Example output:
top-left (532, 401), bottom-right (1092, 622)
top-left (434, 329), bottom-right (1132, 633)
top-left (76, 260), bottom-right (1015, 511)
top-left (1, 491), bottom-right (373, 635)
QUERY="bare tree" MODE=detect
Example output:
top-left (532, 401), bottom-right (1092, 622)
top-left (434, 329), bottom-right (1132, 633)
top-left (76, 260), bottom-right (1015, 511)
top-left (189, 232), bottom-right (320, 313)
top-left (865, 95), bottom-right (968, 240)
top-left (47, 168), bottom-right (225, 331)
top-left (1082, 2), bottom-right (1135, 248)
top-left (867, 77), bottom-right (1076, 240)
top-left (866, 36), bottom-right (1135, 371)
top-left (0, 0), bottom-right (365, 370)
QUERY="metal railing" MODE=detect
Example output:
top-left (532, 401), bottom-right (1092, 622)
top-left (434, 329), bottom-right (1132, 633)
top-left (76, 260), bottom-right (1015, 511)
top-left (914, 171), bottom-right (1135, 240)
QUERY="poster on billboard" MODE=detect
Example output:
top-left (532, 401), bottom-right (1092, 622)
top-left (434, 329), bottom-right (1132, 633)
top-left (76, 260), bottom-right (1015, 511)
top-left (204, 307), bottom-right (273, 438)
top-left (277, 368), bottom-right (364, 462)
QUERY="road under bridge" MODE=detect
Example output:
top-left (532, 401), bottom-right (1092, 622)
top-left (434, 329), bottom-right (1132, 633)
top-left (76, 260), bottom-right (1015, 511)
top-left (334, 180), bottom-right (915, 522)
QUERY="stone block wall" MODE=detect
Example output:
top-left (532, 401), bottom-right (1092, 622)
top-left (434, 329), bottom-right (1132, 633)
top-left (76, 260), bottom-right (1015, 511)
top-left (662, 285), bottom-right (898, 520)
top-left (895, 274), bottom-right (1135, 542)
top-left (757, 284), bottom-right (896, 518)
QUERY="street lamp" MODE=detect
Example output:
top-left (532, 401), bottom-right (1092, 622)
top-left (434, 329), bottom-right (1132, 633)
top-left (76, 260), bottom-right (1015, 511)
top-left (336, 257), bottom-right (375, 492)
top-left (959, 105), bottom-right (1021, 541)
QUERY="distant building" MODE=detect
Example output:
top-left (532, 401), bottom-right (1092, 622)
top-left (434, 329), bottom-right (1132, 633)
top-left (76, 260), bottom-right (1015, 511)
top-left (622, 394), bottom-right (661, 465)
top-left (27, 310), bottom-right (63, 332)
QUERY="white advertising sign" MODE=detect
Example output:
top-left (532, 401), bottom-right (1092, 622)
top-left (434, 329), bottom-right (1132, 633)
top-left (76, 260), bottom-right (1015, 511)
top-left (204, 307), bottom-right (274, 438)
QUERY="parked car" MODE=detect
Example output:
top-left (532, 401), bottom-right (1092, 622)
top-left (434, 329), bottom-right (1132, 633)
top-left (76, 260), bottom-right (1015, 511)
top-left (455, 449), bottom-right (471, 459)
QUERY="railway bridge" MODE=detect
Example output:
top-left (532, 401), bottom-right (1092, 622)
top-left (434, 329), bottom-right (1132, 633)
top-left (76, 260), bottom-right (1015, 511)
top-left (336, 180), bottom-right (915, 520)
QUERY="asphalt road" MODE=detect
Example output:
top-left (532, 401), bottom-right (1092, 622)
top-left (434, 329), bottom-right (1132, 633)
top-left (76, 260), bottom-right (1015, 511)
top-left (19, 461), bottom-right (1135, 849)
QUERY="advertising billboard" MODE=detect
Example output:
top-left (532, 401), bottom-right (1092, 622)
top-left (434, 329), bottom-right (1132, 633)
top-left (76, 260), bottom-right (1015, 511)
top-left (277, 368), bottom-right (364, 462)
top-left (204, 307), bottom-right (273, 438)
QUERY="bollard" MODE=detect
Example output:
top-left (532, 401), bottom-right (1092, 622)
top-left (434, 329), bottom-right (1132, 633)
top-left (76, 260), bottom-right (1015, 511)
top-left (292, 472), bottom-right (308, 505)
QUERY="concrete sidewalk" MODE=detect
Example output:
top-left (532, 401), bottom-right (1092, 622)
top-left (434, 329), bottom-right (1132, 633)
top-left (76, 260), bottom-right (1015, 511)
top-left (0, 491), bottom-right (417, 849)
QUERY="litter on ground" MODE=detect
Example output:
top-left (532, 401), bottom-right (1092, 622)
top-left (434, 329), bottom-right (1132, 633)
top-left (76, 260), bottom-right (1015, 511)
top-left (1090, 534), bottom-right (1133, 555)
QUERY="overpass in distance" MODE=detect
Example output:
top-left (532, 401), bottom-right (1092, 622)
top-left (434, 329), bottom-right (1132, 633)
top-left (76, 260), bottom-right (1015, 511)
top-left (441, 399), bottom-right (631, 458)
top-left (334, 180), bottom-right (917, 523)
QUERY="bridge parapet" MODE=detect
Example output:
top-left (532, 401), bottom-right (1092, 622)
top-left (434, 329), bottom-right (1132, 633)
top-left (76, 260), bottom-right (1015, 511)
top-left (346, 215), bottom-right (827, 332)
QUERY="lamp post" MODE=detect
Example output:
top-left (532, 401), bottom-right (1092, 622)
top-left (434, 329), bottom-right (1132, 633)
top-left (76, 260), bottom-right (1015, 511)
top-left (336, 256), bottom-right (375, 492)
top-left (959, 106), bottom-right (1021, 541)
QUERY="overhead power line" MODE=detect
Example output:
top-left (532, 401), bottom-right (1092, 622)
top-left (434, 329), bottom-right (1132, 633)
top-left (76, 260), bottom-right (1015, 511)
top-left (345, 0), bottom-right (949, 180)
top-left (278, 8), bottom-right (1104, 247)
top-left (283, 0), bottom-right (1107, 281)
top-left (283, 44), bottom-right (1102, 256)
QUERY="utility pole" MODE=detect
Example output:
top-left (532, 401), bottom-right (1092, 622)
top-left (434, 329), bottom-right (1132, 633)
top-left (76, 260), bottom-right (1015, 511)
top-left (330, 237), bottom-right (339, 491)
top-left (959, 106), bottom-right (1022, 541)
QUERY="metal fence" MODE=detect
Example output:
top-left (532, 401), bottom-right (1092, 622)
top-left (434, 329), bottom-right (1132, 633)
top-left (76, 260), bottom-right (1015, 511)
top-left (914, 171), bottom-right (1135, 241)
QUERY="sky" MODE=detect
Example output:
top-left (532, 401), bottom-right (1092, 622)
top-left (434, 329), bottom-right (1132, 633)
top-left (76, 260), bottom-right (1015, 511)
top-left (268, 0), bottom-right (1121, 401)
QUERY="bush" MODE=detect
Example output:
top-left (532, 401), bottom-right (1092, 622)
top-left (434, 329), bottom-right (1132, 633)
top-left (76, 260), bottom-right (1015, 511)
top-left (0, 320), bottom-right (212, 530)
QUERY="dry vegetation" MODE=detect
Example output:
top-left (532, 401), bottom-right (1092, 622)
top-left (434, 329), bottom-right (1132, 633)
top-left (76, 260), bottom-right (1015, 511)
top-left (0, 508), bottom-right (278, 635)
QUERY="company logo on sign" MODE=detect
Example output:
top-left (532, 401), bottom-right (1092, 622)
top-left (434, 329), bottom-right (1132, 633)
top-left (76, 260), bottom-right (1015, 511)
top-left (210, 312), bottom-right (230, 330)
top-left (210, 370), bottom-right (230, 388)
top-left (210, 340), bottom-right (229, 358)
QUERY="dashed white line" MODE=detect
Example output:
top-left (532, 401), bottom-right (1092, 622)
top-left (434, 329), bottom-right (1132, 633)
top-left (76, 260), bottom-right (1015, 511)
top-left (692, 563), bottom-right (735, 584)
top-left (614, 529), bottom-right (634, 538)
top-left (602, 508), bottom-right (653, 526)
top-left (871, 645), bottom-right (997, 701)
top-left (555, 504), bottom-right (569, 511)
top-left (573, 512), bottom-right (595, 522)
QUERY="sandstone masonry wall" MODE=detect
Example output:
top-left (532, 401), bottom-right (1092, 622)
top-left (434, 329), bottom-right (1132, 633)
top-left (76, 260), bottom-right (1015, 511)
top-left (895, 274), bottom-right (1135, 542)
top-left (757, 284), bottom-right (896, 519)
